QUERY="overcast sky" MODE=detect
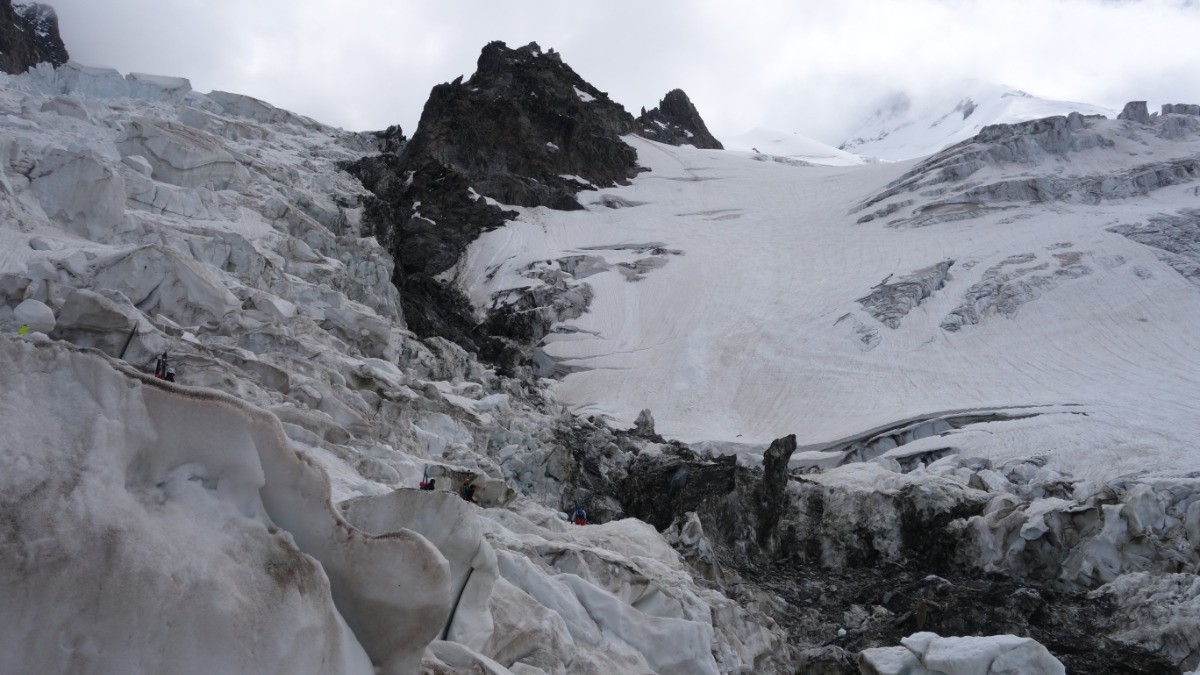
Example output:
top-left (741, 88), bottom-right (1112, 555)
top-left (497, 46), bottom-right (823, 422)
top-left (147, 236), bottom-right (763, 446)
top-left (46, 0), bottom-right (1200, 144)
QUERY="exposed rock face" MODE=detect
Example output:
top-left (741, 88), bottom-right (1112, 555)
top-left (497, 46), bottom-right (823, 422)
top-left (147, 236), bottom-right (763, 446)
top-left (756, 434), bottom-right (797, 553)
top-left (0, 2), bottom-right (67, 75)
top-left (1117, 100), bottom-right (1150, 124)
top-left (635, 88), bottom-right (724, 149)
top-left (405, 41), bottom-right (639, 210)
top-left (347, 41), bottom-right (642, 368)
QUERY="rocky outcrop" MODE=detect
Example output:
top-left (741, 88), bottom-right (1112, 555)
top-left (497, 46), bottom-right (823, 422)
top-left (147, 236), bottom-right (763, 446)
top-left (403, 41), bottom-right (639, 210)
top-left (635, 89), bottom-right (724, 149)
top-left (0, 2), bottom-right (68, 75)
top-left (348, 41), bottom-right (643, 367)
top-left (756, 435), bottom-right (797, 553)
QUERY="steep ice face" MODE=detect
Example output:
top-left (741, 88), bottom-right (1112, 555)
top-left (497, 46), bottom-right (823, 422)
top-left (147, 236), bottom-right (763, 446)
top-left (0, 336), bottom-right (378, 675)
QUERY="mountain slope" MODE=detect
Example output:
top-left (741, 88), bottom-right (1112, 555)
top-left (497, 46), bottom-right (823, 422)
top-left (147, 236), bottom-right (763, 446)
top-left (839, 83), bottom-right (1117, 160)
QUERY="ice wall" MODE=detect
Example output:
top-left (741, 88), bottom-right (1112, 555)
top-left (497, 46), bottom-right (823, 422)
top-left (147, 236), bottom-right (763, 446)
top-left (0, 335), bottom-right (449, 674)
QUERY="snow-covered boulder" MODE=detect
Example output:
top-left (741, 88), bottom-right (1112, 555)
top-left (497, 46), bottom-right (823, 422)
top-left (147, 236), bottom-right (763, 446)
top-left (859, 632), bottom-right (1065, 675)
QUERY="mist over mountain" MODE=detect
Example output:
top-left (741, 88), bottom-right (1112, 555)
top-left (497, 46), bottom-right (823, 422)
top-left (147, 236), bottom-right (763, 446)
top-left (838, 82), bottom-right (1117, 161)
top-left (3, 8), bottom-right (1200, 675)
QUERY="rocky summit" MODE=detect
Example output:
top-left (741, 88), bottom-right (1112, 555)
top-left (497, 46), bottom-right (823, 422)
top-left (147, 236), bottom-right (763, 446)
top-left (0, 1), bottom-right (67, 74)
top-left (4, 8), bottom-right (1200, 675)
top-left (347, 41), bottom-right (650, 368)
top-left (636, 88), bottom-right (724, 150)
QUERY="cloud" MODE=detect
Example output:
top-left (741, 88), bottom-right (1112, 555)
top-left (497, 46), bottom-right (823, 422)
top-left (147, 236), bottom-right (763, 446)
top-left (47, 0), bottom-right (1200, 143)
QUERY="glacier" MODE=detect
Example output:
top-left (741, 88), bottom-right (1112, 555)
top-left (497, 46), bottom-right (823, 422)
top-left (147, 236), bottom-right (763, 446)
top-left (1, 37), bottom-right (1199, 675)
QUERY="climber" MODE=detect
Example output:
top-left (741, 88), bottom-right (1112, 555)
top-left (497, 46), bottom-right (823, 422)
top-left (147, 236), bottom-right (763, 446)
top-left (460, 477), bottom-right (477, 503)
top-left (165, 366), bottom-right (176, 383)
top-left (154, 352), bottom-right (168, 379)
top-left (572, 502), bottom-right (587, 526)
top-left (419, 465), bottom-right (430, 489)
top-left (420, 478), bottom-right (436, 491)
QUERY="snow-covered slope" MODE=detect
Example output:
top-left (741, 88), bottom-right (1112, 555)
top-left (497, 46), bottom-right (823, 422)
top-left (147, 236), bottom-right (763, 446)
top-left (839, 83), bottom-right (1117, 160)
top-left (723, 126), bottom-right (864, 166)
top-left (457, 118), bottom-right (1200, 486)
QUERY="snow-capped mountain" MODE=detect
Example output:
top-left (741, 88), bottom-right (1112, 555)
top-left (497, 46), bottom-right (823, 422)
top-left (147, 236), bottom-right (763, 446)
top-left (839, 82), bottom-right (1117, 161)
top-left (3, 19), bottom-right (1199, 675)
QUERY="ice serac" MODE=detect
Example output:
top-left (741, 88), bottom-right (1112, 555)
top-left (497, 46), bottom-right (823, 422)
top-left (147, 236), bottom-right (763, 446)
top-left (0, 336), bottom-right (376, 675)
top-left (116, 117), bottom-right (251, 190)
top-left (29, 147), bottom-right (127, 240)
top-left (347, 40), bottom-right (641, 362)
top-left (340, 490), bottom-right (498, 651)
top-left (859, 632), bottom-right (1066, 675)
top-left (1117, 100), bottom-right (1150, 124)
top-left (635, 88), bottom-right (724, 149)
top-left (0, 1), bottom-right (68, 74)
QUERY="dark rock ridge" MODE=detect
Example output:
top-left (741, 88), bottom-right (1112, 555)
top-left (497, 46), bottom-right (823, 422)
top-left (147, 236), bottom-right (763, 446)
top-left (539, 416), bottom-right (1190, 673)
top-left (347, 41), bottom-right (646, 369)
top-left (635, 88), bottom-right (724, 149)
top-left (0, 2), bottom-right (68, 75)
top-left (402, 41), bottom-right (640, 211)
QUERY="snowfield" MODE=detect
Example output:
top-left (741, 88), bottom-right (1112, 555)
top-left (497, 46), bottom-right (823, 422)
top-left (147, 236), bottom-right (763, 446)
top-left (456, 131), bottom-right (1200, 483)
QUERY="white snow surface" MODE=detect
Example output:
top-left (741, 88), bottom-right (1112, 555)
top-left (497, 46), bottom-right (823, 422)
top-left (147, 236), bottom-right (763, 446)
top-left (456, 131), bottom-right (1200, 483)
top-left (840, 82), bottom-right (1117, 161)
top-left (723, 126), bottom-right (865, 166)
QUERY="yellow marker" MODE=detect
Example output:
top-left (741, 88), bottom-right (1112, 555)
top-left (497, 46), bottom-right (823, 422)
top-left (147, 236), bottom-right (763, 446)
top-left (17, 324), bottom-right (28, 335)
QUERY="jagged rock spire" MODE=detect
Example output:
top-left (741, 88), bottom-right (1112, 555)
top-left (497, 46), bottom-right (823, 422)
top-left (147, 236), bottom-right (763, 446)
top-left (635, 88), bottom-right (724, 150)
top-left (347, 41), bottom-right (643, 365)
